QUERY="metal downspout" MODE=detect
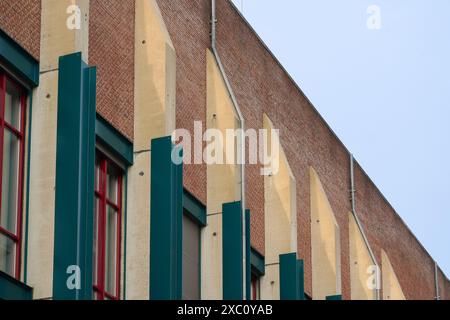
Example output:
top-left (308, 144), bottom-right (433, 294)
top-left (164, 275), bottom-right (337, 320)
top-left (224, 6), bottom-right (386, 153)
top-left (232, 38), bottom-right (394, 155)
top-left (435, 261), bottom-right (440, 300)
top-left (211, 0), bottom-right (247, 300)
top-left (350, 154), bottom-right (381, 300)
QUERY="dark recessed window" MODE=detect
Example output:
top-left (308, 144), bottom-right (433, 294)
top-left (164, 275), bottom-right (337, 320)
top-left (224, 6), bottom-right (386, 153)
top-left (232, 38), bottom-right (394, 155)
top-left (182, 210), bottom-right (201, 300)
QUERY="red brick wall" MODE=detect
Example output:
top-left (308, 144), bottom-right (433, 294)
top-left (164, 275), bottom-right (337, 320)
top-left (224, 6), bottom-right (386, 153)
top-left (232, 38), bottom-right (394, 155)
top-left (157, 0), bottom-right (449, 299)
top-left (445, 273), bottom-right (450, 300)
top-left (156, 0), bottom-right (210, 206)
top-left (438, 269), bottom-right (449, 300)
top-left (0, 0), bottom-right (41, 60)
top-left (156, 0), bottom-right (266, 254)
top-left (89, 0), bottom-right (135, 141)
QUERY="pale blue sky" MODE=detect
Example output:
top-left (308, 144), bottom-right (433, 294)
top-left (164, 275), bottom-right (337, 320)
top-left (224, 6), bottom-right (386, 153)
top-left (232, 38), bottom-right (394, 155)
top-left (232, 0), bottom-right (450, 276)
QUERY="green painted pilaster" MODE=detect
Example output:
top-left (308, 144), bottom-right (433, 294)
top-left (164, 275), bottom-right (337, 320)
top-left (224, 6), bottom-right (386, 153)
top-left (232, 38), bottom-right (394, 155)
top-left (150, 136), bottom-right (183, 300)
top-left (53, 52), bottom-right (96, 300)
top-left (279, 253), bottom-right (305, 300)
top-left (222, 201), bottom-right (243, 300)
top-left (326, 295), bottom-right (342, 300)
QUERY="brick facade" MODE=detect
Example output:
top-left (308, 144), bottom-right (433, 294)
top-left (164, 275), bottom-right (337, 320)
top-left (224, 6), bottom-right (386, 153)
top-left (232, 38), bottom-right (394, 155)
top-left (156, 0), bottom-right (210, 206)
top-left (89, 0), bottom-right (135, 141)
top-left (0, 0), bottom-right (40, 60)
top-left (157, 0), bottom-right (448, 299)
top-left (1, 0), bottom-right (448, 300)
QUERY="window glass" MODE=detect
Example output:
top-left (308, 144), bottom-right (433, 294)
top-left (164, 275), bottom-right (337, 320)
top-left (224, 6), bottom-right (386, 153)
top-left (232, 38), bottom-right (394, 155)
top-left (4, 79), bottom-right (21, 130)
top-left (94, 157), bottom-right (100, 192)
top-left (106, 164), bottom-right (119, 204)
top-left (1, 129), bottom-right (20, 234)
top-left (93, 197), bottom-right (100, 286)
top-left (251, 275), bottom-right (261, 300)
top-left (0, 234), bottom-right (16, 275)
top-left (93, 152), bottom-right (122, 300)
top-left (182, 212), bottom-right (201, 300)
top-left (105, 205), bottom-right (118, 295)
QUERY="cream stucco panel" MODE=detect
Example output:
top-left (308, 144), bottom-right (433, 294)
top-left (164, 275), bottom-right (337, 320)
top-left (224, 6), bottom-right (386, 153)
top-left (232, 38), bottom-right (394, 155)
top-left (26, 0), bottom-right (90, 299)
top-left (201, 214), bottom-right (223, 300)
top-left (40, 0), bottom-right (90, 72)
top-left (202, 49), bottom-right (241, 299)
top-left (134, 0), bottom-right (176, 150)
top-left (261, 114), bottom-right (297, 300)
top-left (206, 49), bottom-right (240, 215)
top-left (27, 72), bottom-right (59, 299)
top-left (349, 212), bottom-right (376, 300)
top-left (310, 167), bottom-right (341, 300)
top-left (381, 250), bottom-right (406, 300)
top-left (127, 0), bottom-right (177, 299)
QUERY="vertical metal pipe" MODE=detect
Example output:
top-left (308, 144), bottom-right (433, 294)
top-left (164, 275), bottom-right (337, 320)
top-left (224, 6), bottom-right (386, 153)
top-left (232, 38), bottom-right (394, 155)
top-left (211, 0), bottom-right (247, 300)
top-left (350, 154), bottom-right (381, 300)
top-left (435, 261), bottom-right (440, 300)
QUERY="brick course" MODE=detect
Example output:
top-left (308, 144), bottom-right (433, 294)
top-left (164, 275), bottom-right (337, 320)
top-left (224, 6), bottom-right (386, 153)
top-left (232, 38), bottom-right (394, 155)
top-left (156, 0), bottom-right (211, 205)
top-left (0, 0), bottom-right (40, 60)
top-left (89, 0), bottom-right (135, 141)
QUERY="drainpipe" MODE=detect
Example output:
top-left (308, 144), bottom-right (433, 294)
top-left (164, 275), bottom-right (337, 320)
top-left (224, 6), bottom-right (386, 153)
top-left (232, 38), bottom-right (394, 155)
top-left (434, 261), bottom-right (440, 300)
top-left (211, 0), bottom-right (247, 300)
top-left (350, 154), bottom-right (381, 300)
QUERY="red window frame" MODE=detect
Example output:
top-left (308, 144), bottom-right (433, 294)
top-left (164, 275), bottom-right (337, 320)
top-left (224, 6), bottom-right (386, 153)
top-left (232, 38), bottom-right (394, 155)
top-left (93, 151), bottom-right (123, 300)
top-left (251, 275), bottom-right (260, 300)
top-left (0, 72), bottom-right (26, 279)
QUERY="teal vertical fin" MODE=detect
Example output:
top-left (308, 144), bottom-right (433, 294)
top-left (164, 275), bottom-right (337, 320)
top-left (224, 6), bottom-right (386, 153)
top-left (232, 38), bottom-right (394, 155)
top-left (222, 201), bottom-right (243, 300)
top-left (279, 253), bottom-right (305, 300)
top-left (53, 52), bottom-right (96, 300)
top-left (150, 136), bottom-right (183, 300)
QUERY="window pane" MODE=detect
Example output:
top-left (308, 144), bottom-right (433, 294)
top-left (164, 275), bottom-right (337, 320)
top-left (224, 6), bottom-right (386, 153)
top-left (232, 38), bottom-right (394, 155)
top-left (182, 213), bottom-right (201, 300)
top-left (1, 129), bottom-right (20, 234)
top-left (94, 157), bottom-right (100, 192)
top-left (4, 79), bottom-right (22, 130)
top-left (106, 164), bottom-right (119, 204)
top-left (0, 234), bottom-right (16, 276)
top-left (93, 197), bottom-right (100, 287)
top-left (104, 205), bottom-right (118, 296)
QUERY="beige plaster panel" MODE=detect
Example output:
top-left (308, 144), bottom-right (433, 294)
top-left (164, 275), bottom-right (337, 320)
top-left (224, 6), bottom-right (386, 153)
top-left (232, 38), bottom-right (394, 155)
top-left (26, 71), bottom-right (58, 299)
top-left (40, 0), bottom-right (90, 72)
top-left (126, 0), bottom-right (177, 299)
top-left (310, 167), bottom-right (341, 300)
top-left (382, 249), bottom-right (406, 300)
top-left (202, 49), bottom-right (241, 299)
top-left (349, 212), bottom-right (376, 300)
top-left (260, 114), bottom-right (297, 300)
